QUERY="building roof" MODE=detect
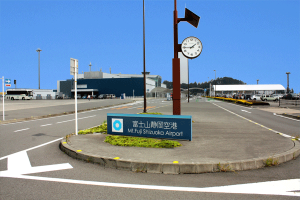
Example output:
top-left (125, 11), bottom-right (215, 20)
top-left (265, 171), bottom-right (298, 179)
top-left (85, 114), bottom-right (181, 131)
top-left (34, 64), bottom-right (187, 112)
top-left (150, 87), bottom-right (172, 93)
top-left (213, 84), bottom-right (285, 91)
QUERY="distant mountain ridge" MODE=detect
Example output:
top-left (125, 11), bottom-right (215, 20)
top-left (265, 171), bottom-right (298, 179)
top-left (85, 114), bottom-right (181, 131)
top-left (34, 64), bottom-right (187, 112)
top-left (163, 77), bottom-right (245, 90)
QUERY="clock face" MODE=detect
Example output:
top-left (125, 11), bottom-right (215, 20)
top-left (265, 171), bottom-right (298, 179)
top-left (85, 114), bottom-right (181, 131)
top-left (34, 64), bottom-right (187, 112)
top-left (181, 36), bottom-right (202, 59)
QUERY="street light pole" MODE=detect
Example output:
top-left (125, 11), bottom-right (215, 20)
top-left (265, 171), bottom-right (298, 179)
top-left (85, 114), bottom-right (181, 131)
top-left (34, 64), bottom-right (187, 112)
top-left (286, 72), bottom-right (290, 93)
top-left (89, 62), bottom-right (92, 72)
top-left (214, 70), bottom-right (216, 97)
top-left (143, 0), bottom-right (147, 113)
top-left (36, 48), bottom-right (42, 89)
top-left (1, 76), bottom-right (4, 121)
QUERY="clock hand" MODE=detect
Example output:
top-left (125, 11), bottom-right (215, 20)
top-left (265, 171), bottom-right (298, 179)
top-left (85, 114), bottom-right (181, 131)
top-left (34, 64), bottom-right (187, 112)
top-left (183, 44), bottom-right (196, 49)
top-left (190, 44), bottom-right (196, 49)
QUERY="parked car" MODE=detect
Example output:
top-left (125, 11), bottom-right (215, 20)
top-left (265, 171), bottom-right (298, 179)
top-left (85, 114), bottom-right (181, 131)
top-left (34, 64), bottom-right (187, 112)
top-left (82, 95), bottom-right (87, 99)
top-left (260, 94), bottom-right (279, 101)
top-left (244, 94), bottom-right (251, 100)
top-left (91, 95), bottom-right (97, 99)
top-left (251, 94), bottom-right (261, 100)
top-left (273, 94), bottom-right (283, 99)
top-left (282, 93), bottom-right (299, 100)
top-left (106, 94), bottom-right (115, 99)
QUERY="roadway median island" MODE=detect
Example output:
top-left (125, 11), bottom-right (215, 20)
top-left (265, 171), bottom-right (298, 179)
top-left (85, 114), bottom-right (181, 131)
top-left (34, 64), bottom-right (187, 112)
top-left (60, 102), bottom-right (300, 174)
top-left (75, 113), bottom-right (183, 148)
top-left (208, 96), bottom-right (270, 106)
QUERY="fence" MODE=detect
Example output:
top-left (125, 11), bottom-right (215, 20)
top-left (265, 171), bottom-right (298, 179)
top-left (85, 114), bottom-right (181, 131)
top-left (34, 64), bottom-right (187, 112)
top-left (279, 99), bottom-right (299, 107)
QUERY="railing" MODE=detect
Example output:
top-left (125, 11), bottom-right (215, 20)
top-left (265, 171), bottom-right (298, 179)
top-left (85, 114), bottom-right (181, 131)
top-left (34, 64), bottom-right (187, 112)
top-left (279, 99), bottom-right (299, 107)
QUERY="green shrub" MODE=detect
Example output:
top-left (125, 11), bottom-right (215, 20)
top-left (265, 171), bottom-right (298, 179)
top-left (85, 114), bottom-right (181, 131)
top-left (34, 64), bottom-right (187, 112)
top-left (138, 112), bottom-right (163, 115)
top-left (78, 121), bottom-right (107, 134)
top-left (104, 135), bottom-right (181, 148)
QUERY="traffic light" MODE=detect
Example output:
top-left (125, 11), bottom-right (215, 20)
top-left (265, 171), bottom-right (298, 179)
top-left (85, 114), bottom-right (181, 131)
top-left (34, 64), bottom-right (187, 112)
top-left (14, 80), bottom-right (16, 84)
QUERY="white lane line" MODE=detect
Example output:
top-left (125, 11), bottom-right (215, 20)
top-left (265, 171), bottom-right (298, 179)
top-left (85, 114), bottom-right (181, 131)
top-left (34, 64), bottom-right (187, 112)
top-left (241, 110), bottom-right (251, 113)
top-left (212, 103), bottom-right (295, 139)
top-left (0, 132), bottom-right (298, 196)
top-left (219, 100), bottom-right (253, 109)
top-left (56, 115), bottom-right (96, 124)
top-left (273, 113), bottom-right (300, 122)
top-left (40, 124), bottom-right (52, 127)
top-left (1, 102), bottom-right (138, 126)
top-left (56, 119), bottom-right (74, 124)
top-left (0, 174), bottom-right (298, 197)
top-left (14, 128), bottom-right (30, 133)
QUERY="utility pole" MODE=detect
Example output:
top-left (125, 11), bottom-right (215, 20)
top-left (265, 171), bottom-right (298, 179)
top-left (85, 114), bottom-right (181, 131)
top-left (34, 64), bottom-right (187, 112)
top-left (143, 0), bottom-right (147, 113)
top-left (36, 48), bottom-right (42, 89)
top-left (214, 70), bottom-right (216, 97)
top-left (286, 72), bottom-right (290, 93)
top-left (1, 76), bottom-right (4, 121)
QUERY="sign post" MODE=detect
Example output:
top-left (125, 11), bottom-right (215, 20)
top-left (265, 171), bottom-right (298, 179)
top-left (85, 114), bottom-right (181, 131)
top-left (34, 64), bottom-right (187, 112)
top-left (5, 79), bottom-right (11, 87)
top-left (1, 76), bottom-right (4, 121)
top-left (70, 58), bottom-right (78, 135)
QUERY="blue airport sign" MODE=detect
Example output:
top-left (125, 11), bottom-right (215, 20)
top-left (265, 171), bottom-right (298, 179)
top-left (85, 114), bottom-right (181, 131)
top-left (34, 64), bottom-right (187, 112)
top-left (5, 79), bottom-right (11, 87)
top-left (5, 79), bottom-right (11, 84)
top-left (107, 113), bottom-right (192, 141)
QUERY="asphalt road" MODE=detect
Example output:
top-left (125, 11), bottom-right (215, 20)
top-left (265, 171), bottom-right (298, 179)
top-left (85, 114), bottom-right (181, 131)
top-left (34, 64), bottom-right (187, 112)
top-left (0, 99), bottom-right (135, 121)
top-left (0, 98), bottom-right (299, 199)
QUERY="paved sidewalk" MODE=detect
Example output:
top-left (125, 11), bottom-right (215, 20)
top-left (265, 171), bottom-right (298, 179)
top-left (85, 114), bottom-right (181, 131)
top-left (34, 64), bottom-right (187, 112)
top-left (60, 101), bottom-right (300, 174)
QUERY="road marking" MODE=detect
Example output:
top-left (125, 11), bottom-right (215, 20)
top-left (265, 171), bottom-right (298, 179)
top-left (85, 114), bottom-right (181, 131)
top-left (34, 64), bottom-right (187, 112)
top-left (0, 138), bottom-right (72, 176)
top-left (0, 151), bottom-right (72, 176)
top-left (56, 115), bottom-right (96, 124)
top-left (0, 137), bottom-right (63, 161)
top-left (0, 135), bottom-right (298, 196)
top-left (219, 101), bottom-right (253, 109)
top-left (40, 123), bottom-right (52, 127)
top-left (0, 174), bottom-right (298, 197)
top-left (14, 128), bottom-right (29, 132)
top-left (137, 106), bottom-right (156, 110)
top-left (273, 113), bottom-right (300, 122)
top-left (212, 103), bottom-right (296, 140)
top-left (241, 110), bottom-right (251, 113)
top-left (1, 102), bottom-right (138, 126)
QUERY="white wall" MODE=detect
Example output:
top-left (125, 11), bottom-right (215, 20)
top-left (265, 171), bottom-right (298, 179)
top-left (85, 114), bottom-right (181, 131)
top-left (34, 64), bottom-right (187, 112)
top-left (179, 52), bottom-right (188, 84)
top-left (32, 89), bottom-right (57, 99)
top-left (146, 78), bottom-right (156, 93)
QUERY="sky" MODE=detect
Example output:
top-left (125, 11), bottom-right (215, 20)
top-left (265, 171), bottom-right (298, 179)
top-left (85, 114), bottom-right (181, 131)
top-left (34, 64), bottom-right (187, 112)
top-left (1, 0), bottom-right (299, 93)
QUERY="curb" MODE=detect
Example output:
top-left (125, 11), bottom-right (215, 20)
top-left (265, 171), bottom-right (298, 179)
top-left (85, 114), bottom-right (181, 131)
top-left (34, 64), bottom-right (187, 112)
top-left (280, 113), bottom-right (300, 120)
top-left (60, 138), bottom-right (300, 174)
top-left (0, 100), bottom-right (135, 125)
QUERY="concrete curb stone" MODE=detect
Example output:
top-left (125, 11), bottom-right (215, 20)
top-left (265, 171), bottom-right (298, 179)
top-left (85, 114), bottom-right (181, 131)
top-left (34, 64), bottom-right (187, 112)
top-left (60, 138), bottom-right (300, 175)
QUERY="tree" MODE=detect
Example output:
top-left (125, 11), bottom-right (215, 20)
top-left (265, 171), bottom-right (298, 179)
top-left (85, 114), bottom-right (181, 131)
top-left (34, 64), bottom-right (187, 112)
top-left (163, 77), bottom-right (245, 90)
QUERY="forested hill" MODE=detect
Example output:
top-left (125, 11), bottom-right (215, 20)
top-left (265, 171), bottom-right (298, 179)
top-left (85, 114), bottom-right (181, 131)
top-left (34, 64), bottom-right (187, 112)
top-left (163, 77), bottom-right (245, 89)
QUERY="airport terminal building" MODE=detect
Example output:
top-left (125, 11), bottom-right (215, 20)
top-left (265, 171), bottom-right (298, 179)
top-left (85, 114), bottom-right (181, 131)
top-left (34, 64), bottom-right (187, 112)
top-left (57, 71), bottom-right (166, 98)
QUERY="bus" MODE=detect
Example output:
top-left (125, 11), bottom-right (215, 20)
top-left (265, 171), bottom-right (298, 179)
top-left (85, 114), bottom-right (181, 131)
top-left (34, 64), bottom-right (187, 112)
top-left (6, 89), bottom-right (33, 100)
